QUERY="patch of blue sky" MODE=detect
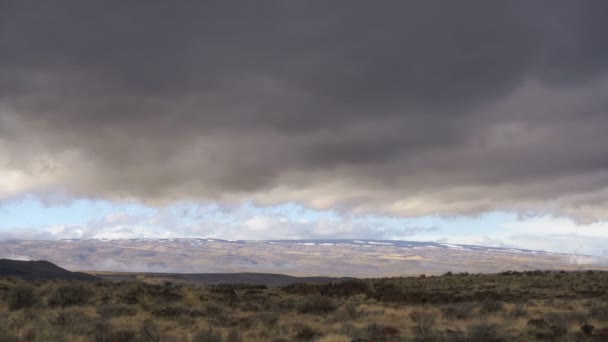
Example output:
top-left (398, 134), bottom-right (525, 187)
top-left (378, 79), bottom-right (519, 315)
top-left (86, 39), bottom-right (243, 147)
top-left (0, 196), bottom-right (152, 229)
top-left (0, 196), bottom-right (108, 228)
top-left (1, 196), bottom-right (518, 242)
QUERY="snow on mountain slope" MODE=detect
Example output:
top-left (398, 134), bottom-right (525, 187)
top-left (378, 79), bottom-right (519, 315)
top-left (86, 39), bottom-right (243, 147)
top-left (0, 239), bottom-right (602, 277)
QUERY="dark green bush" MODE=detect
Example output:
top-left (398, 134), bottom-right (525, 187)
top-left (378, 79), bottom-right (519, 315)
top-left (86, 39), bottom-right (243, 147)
top-left (48, 284), bottom-right (92, 307)
top-left (468, 323), bottom-right (503, 342)
top-left (47, 309), bottom-right (95, 335)
top-left (345, 303), bottom-right (360, 319)
top-left (410, 309), bottom-right (436, 324)
top-left (94, 320), bottom-right (112, 342)
top-left (445, 328), bottom-right (467, 342)
top-left (96, 303), bottom-right (137, 318)
top-left (140, 319), bottom-right (161, 342)
top-left (480, 300), bottom-right (504, 314)
top-left (580, 324), bottom-right (595, 335)
top-left (0, 333), bottom-right (19, 342)
top-left (204, 302), bottom-right (230, 323)
top-left (274, 297), bottom-right (298, 311)
top-left (366, 323), bottom-right (399, 340)
top-left (107, 330), bottom-right (137, 342)
top-left (411, 310), bottom-right (438, 341)
top-left (294, 324), bottom-right (322, 341)
top-left (506, 304), bottom-right (527, 319)
top-left (226, 329), bottom-right (243, 342)
top-left (193, 327), bottom-right (223, 342)
top-left (255, 312), bottom-right (279, 327)
top-left (118, 288), bottom-right (141, 305)
top-left (590, 303), bottom-right (608, 320)
top-left (319, 281), bottom-right (370, 297)
top-left (0, 321), bottom-right (19, 342)
top-left (412, 322), bottom-right (438, 342)
top-left (442, 304), bottom-right (474, 320)
top-left (6, 284), bottom-right (38, 310)
top-left (297, 295), bottom-right (337, 314)
top-left (151, 305), bottom-right (190, 319)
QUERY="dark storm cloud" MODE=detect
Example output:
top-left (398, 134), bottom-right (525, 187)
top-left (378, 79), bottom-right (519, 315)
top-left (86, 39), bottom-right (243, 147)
top-left (1, 1), bottom-right (608, 220)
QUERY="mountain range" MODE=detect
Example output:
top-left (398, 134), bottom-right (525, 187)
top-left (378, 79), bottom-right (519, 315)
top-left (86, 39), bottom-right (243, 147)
top-left (1, 238), bottom-right (605, 277)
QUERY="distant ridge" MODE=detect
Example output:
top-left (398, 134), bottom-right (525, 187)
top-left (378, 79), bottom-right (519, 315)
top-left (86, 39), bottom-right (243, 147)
top-left (2, 239), bottom-right (605, 277)
top-left (0, 259), bottom-right (100, 281)
top-left (94, 271), bottom-right (352, 287)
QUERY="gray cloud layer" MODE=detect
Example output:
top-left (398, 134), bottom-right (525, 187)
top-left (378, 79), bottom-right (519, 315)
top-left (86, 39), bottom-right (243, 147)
top-left (1, 1), bottom-right (608, 220)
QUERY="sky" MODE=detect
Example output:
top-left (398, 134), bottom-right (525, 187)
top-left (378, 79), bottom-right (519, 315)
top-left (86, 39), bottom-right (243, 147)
top-left (1, 1), bottom-right (608, 257)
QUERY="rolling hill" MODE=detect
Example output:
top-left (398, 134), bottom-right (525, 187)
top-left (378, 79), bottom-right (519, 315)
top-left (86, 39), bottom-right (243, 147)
top-left (0, 259), bottom-right (100, 281)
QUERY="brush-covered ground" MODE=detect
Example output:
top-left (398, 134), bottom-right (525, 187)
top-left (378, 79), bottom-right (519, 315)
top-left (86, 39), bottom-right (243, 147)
top-left (1, 270), bottom-right (607, 341)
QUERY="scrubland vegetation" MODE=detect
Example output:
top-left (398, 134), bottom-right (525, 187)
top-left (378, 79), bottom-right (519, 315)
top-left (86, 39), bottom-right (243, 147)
top-left (1, 270), bottom-right (608, 341)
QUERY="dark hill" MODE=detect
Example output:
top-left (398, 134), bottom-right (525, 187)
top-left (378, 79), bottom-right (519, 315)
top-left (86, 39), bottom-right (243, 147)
top-left (0, 259), bottom-right (100, 281)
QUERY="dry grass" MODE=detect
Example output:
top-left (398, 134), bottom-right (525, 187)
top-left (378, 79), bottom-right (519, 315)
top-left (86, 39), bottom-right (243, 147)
top-left (0, 271), bottom-right (607, 341)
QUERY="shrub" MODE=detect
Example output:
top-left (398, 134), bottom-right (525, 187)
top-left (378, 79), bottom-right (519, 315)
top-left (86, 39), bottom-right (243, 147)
top-left (48, 285), bottom-right (91, 307)
top-left (590, 303), bottom-right (608, 320)
top-left (0, 333), bottom-right (19, 342)
top-left (281, 283), bottom-right (321, 296)
top-left (526, 317), bottom-right (568, 340)
top-left (337, 323), bottom-right (362, 338)
top-left (47, 309), bottom-right (94, 335)
top-left (409, 309), bottom-right (436, 325)
top-left (140, 319), bottom-right (161, 342)
top-left (506, 304), bottom-right (527, 319)
top-left (445, 328), bottom-right (467, 342)
top-left (255, 312), bottom-right (279, 327)
top-left (0, 319), bottom-right (19, 342)
top-left (118, 288), bottom-right (141, 305)
top-left (366, 323), bottom-right (399, 340)
top-left (328, 308), bottom-right (353, 323)
top-left (226, 329), bottom-right (243, 342)
top-left (96, 303), bottom-right (137, 319)
top-left (151, 305), bottom-right (190, 319)
top-left (275, 298), bottom-right (298, 311)
top-left (319, 281), bottom-right (370, 297)
top-left (294, 324), bottom-right (323, 341)
top-left (468, 323), bottom-right (502, 342)
top-left (441, 304), bottom-right (473, 320)
top-left (193, 327), bottom-right (223, 342)
top-left (411, 310), bottom-right (438, 341)
top-left (412, 323), bottom-right (438, 342)
top-left (94, 320), bottom-right (112, 342)
top-left (5, 310), bottom-right (35, 331)
top-left (6, 284), bottom-right (38, 310)
top-left (580, 324), bottom-right (595, 335)
top-left (545, 311), bottom-right (584, 327)
top-left (297, 295), bottom-right (337, 315)
top-left (358, 307), bottom-right (385, 317)
top-left (345, 303), bottom-right (359, 319)
top-left (596, 327), bottom-right (608, 339)
top-left (107, 330), bottom-right (137, 342)
top-left (527, 318), bottom-right (549, 329)
top-left (480, 300), bottom-right (504, 314)
top-left (204, 302), bottom-right (230, 323)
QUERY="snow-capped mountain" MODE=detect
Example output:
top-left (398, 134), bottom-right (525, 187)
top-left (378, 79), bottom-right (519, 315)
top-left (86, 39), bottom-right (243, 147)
top-left (0, 238), bottom-right (603, 277)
